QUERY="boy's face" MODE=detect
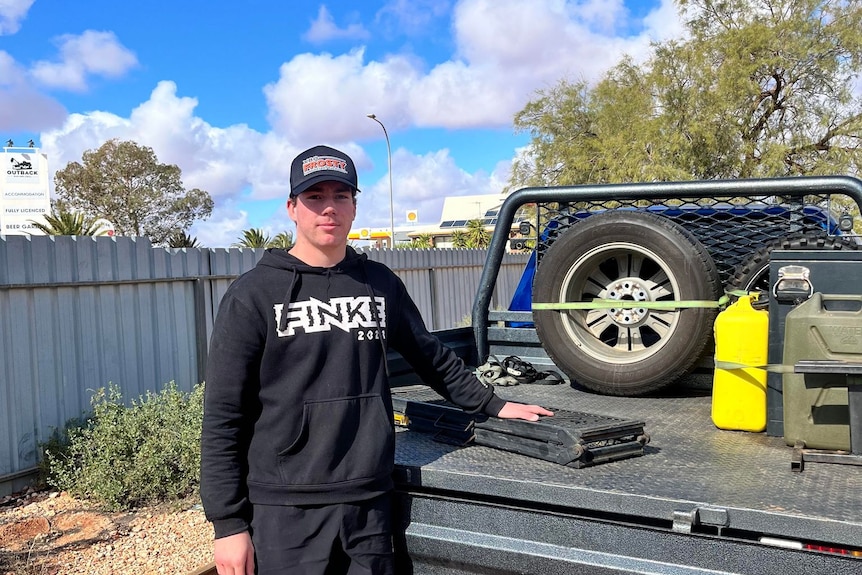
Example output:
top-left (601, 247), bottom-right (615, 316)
top-left (287, 181), bottom-right (357, 251)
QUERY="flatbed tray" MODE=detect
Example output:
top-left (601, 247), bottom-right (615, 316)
top-left (392, 387), bottom-right (649, 468)
top-left (393, 375), bottom-right (862, 550)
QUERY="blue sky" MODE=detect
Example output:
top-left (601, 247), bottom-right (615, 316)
top-left (1, 0), bottom-right (684, 247)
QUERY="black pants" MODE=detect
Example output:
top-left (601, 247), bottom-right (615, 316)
top-left (250, 493), bottom-right (395, 575)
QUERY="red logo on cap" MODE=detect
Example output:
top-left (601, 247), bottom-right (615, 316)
top-left (302, 155), bottom-right (348, 176)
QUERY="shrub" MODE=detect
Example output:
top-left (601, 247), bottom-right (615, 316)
top-left (42, 382), bottom-right (204, 510)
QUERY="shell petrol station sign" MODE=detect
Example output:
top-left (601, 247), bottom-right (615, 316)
top-left (1, 145), bottom-right (51, 236)
top-left (348, 227), bottom-right (391, 242)
top-left (348, 211), bottom-right (419, 244)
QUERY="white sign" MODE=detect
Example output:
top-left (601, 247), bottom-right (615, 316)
top-left (0, 149), bottom-right (51, 236)
top-left (5, 152), bottom-right (41, 183)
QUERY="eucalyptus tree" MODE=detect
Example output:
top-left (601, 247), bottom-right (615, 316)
top-left (510, 0), bottom-right (862, 190)
top-left (54, 139), bottom-right (213, 246)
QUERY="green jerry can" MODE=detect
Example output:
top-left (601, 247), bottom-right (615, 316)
top-left (712, 294), bottom-right (769, 432)
top-left (783, 293), bottom-right (862, 450)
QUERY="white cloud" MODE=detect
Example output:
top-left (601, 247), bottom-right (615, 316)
top-left (30, 30), bottom-right (138, 91)
top-left (573, 0), bottom-right (628, 33)
top-left (40, 81), bottom-right (267, 199)
top-left (0, 51), bottom-right (67, 131)
top-left (0, 28), bottom-right (140, 130)
top-left (191, 199), bottom-right (296, 249)
top-left (22, 0), bottom-right (686, 247)
top-left (264, 0), bottom-right (681, 141)
top-left (0, 84), bottom-right (66, 131)
top-left (303, 5), bottom-right (370, 44)
top-left (189, 202), bottom-right (252, 249)
top-left (39, 110), bottom-right (132, 179)
top-left (264, 48), bottom-right (418, 142)
top-left (375, 0), bottom-right (450, 36)
top-left (126, 82), bottom-right (265, 199)
top-left (358, 147), bottom-right (509, 229)
top-left (37, 81), bottom-right (325, 247)
top-left (642, 0), bottom-right (687, 41)
top-left (0, 0), bottom-right (34, 35)
top-left (37, 82), bottom-right (507, 245)
top-left (0, 50), bottom-right (19, 86)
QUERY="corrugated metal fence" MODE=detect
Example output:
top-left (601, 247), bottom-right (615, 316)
top-left (0, 235), bottom-right (528, 493)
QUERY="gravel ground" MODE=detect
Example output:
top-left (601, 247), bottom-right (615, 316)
top-left (0, 487), bottom-right (214, 575)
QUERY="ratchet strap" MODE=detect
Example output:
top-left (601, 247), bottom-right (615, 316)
top-left (533, 292), bottom-right (804, 373)
top-left (712, 360), bottom-right (795, 373)
top-left (532, 290), bottom-right (766, 312)
top-left (532, 294), bottom-right (731, 312)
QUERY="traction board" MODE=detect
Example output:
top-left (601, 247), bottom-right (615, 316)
top-left (392, 387), bottom-right (649, 468)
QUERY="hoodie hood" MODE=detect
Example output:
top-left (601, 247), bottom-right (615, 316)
top-left (257, 245), bottom-right (366, 274)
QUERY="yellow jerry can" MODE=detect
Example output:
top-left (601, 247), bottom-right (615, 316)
top-left (711, 294), bottom-right (769, 432)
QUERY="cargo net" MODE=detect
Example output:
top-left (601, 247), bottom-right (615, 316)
top-left (531, 193), bottom-right (860, 286)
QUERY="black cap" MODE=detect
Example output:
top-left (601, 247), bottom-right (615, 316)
top-left (289, 145), bottom-right (360, 197)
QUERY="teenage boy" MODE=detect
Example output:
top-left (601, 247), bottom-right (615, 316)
top-left (201, 145), bottom-right (552, 575)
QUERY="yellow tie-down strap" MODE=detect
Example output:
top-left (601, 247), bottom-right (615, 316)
top-left (712, 360), bottom-right (796, 373)
top-left (532, 295), bottom-right (731, 312)
top-left (534, 293), bottom-right (790, 373)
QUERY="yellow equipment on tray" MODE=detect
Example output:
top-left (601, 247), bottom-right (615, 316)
top-left (712, 294), bottom-right (769, 432)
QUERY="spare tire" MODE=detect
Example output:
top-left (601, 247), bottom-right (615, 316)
top-left (728, 233), bottom-right (859, 293)
top-left (533, 211), bottom-right (721, 396)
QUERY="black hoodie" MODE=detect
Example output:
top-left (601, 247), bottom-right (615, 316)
top-left (200, 247), bottom-right (505, 538)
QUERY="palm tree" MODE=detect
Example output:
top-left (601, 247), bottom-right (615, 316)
top-left (410, 234), bottom-right (434, 248)
top-left (28, 210), bottom-right (107, 236)
top-left (451, 230), bottom-right (469, 248)
top-left (269, 231), bottom-right (294, 249)
top-left (233, 228), bottom-right (271, 248)
top-left (464, 219), bottom-right (491, 248)
top-left (168, 231), bottom-right (202, 248)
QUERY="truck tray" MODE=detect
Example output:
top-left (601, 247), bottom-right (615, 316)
top-left (391, 387), bottom-right (649, 467)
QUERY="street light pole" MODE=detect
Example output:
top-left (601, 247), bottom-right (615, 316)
top-left (366, 113), bottom-right (395, 248)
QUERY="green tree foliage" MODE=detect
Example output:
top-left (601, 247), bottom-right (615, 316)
top-left (449, 224), bottom-right (491, 249)
top-left (233, 228), bottom-right (271, 248)
top-left (464, 219), bottom-right (491, 248)
top-left (270, 231), bottom-right (294, 248)
top-left (392, 240), bottom-right (423, 249)
top-left (168, 231), bottom-right (203, 248)
top-left (451, 230), bottom-right (469, 248)
top-left (410, 234), bottom-right (434, 248)
top-left (53, 139), bottom-right (214, 246)
top-left (510, 0), bottom-right (862, 189)
top-left (28, 209), bottom-right (108, 236)
top-left (233, 229), bottom-right (296, 248)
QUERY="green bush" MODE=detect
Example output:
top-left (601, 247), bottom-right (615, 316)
top-left (42, 382), bottom-right (204, 510)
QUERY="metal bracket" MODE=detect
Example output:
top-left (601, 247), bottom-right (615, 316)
top-left (672, 507), bottom-right (729, 534)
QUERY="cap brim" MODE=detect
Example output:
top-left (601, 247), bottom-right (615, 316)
top-left (291, 174), bottom-right (360, 197)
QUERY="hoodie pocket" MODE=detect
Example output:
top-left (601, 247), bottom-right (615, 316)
top-left (276, 394), bottom-right (394, 487)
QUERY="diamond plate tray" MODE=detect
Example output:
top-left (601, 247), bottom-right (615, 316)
top-left (392, 374), bottom-right (862, 549)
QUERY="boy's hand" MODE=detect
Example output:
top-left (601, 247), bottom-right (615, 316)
top-left (496, 402), bottom-right (553, 422)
